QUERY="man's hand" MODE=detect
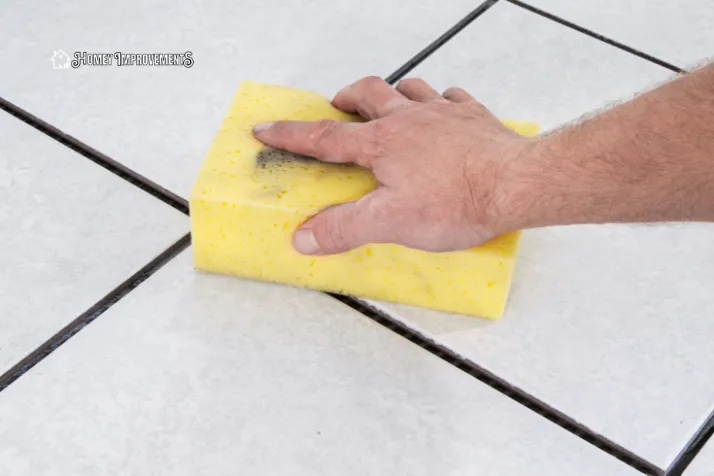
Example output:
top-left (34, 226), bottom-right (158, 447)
top-left (255, 63), bottom-right (714, 256)
top-left (253, 76), bottom-right (534, 255)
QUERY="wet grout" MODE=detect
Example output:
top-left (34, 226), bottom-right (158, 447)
top-left (506, 0), bottom-right (687, 75)
top-left (0, 234), bottom-right (191, 392)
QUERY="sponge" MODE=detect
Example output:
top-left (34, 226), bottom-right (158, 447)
top-left (190, 81), bottom-right (538, 319)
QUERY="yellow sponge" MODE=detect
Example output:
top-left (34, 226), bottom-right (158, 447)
top-left (190, 81), bottom-right (538, 319)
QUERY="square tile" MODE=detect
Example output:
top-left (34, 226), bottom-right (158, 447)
top-left (0, 0), bottom-right (485, 197)
top-left (686, 436), bottom-right (714, 476)
top-left (0, 111), bottom-right (187, 375)
top-left (362, 2), bottom-right (714, 469)
top-left (524, 0), bottom-right (714, 68)
top-left (0, 250), bottom-right (638, 476)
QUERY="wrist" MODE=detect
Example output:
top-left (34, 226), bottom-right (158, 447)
top-left (487, 137), bottom-right (555, 234)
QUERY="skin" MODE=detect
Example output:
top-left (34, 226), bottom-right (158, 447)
top-left (253, 63), bottom-right (714, 255)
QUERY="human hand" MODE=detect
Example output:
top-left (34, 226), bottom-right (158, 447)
top-left (253, 76), bottom-right (536, 255)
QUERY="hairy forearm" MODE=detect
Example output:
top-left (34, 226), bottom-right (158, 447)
top-left (507, 63), bottom-right (714, 230)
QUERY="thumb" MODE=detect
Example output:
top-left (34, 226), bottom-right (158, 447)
top-left (293, 192), bottom-right (387, 255)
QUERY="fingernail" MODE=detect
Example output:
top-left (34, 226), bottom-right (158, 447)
top-left (293, 228), bottom-right (321, 255)
top-left (253, 122), bottom-right (274, 133)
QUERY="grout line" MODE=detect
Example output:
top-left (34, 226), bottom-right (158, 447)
top-left (505, 0), bottom-right (687, 74)
top-left (0, 96), bottom-right (189, 215)
top-left (0, 234), bottom-right (191, 393)
top-left (384, 0), bottom-right (501, 84)
top-left (331, 294), bottom-right (663, 476)
top-left (666, 410), bottom-right (714, 475)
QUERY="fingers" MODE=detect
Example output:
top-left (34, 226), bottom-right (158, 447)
top-left (443, 86), bottom-right (475, 103)
top-left (396, 78), bottom-right (441, 102)
top-left (293, 190), bottom-right (394, 255)
top-left (253, 120), bottom-right (373, 168)
top-left (332, 76), bottom-right (410, 119)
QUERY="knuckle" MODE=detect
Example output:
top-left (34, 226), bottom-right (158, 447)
top-left (366, 120), bottom-right (394, 157)
top-left (311, 119), bottom-right (336, 137)
top-left (370, 197), bottom-right (396, 225)
top-left (310, 119), bottom-right (337, 147)
top-left (371, 118), bottom-right (396, 140)
top-left (360, 75), bottom-right (386, 91)
top-left (315, 211), bottom-right (350, 252)
top-left (444, 86), bottom-right (469, 99)
top-left (400, 77), bottom-right (426, 88)
top-left (468, 100), bottom-right (489, 114)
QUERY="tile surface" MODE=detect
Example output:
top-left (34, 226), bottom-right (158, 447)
top-left (0, 0), bottom-right (483, 197)
top-left (0, 111), bottom-right (187, 375)
top-left (0, 251), bottom-right (639, 476)
top-left (369, 223), bottom-right (714, 470)
top-left (363, 3), bottom-right (714, 468)
top-left (399, 1), bottom-right (674, 132)
top-left (686, 436), bottom-right (714, 476)
top-left (525, 0), bottom-right (714, 68)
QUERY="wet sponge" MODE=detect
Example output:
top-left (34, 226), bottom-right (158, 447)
top-left (190, 81), bottom-right (539, 319)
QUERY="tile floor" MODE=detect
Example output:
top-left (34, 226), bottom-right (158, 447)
top-left (1, 0), bottom-right (713, 475)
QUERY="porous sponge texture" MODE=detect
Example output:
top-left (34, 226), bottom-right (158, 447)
top-left (190, 81), bottom-right (539, 319)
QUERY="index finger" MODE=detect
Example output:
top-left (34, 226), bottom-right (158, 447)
top-left (253, 119), bottom-right (375, 169)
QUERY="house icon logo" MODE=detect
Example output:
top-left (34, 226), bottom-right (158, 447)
top-left (51, 50), bottom-right (71, 69)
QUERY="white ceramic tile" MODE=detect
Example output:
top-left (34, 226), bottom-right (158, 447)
top-left (0, 111), bottom-right (187, 375)
top-left (524, 0), bottom-right (714, 68)
top-left (361, 3), bottom-right (714, 469)
top-left (686, 436), bottom-right (714, 476)
top-left (0, 0), bottom-right (483, 198)
top-left (0, 251), bottom-right (638, 476)
top-left (396, 1), bottom-right (674, 132)
top-left (368, 223), bottom-right (714, 470)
